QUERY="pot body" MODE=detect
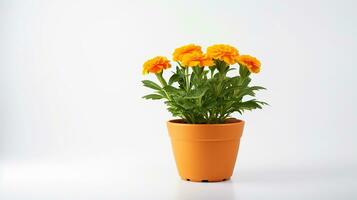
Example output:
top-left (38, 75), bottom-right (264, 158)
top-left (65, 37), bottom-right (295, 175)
top-left (167, 119), bottom-right (244, 182)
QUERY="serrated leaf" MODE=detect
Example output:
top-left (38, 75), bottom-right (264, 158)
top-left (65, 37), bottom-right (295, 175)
top-left (234, 100), bottom-right (263, 110)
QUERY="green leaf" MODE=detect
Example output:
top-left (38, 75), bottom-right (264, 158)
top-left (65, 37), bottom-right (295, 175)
top-left (163, 85), bottom-right (184, 95)
top-left (234, 86), bottom-right (266, 100)
top-left (235, 88), bottom-right (255, 99)
top-left (234, 100), bottom-right (263, 111)
top-left (142, 80), bottom-right (161, 90)
top-left (250, 86), bottom-right (266, 91)
top-left (256, 101), bottom-right (269, 106)
top-left (239, 64), bottom-right (251, 78)
top-left (168, 74), bottom-right (180, 85)
top-left (192, 66), bottom-right (204, 76)
top-left (185, 87), bottom-right (209, 99)
top-left (142, 94), bottom-right (163, 100)
top-left (155, 90), bottom-right (166, 97)
top-left (202, 97), bottom-right (217, 109)
top-left (241, 77), bottom-right (251, 87)
top-left (175, 97), bottom-right (196, 109)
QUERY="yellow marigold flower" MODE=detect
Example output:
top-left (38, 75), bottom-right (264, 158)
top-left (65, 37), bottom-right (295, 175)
top-left (142, 56), bottom-right (171, 74)
top-left (181, 52), bottom-right (213, 67)
top-left (206, 44), bottom-right (240, 65)
top-left (172, 44), bottom-right (202, 62)
top-left (238, 55), bottom-right (261, 73)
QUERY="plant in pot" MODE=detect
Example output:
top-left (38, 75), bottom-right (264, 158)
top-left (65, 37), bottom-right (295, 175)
top-left (142, 44), bottom-right (267, 182)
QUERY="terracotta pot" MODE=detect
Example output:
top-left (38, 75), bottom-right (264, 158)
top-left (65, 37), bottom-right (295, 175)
top-left (167, 118), bottom-right (244, 182)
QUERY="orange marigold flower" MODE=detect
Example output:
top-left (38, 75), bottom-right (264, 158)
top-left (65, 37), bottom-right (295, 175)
top-left (238, 55), bottom-right (261, 73)
top-left (206, 44), bottom-right (240, 65)
top-left (172, 44), bottom-right (202, 62)
top-left (142, 56), bottom-right (171, 74)
top-left (181, 52), bottom-right (213, 67)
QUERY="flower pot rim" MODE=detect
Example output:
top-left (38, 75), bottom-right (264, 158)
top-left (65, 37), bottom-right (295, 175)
top-left (167, 118), bottom-right (244, 127)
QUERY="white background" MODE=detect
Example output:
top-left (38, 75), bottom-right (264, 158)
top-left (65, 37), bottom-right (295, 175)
top-left (1, 0), bottom-right (357, 199)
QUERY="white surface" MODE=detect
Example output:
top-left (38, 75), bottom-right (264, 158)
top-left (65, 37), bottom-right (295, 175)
top-left (1, 158), bottom-right (356, 199)
top-left (1, 0), bottom-right (357, 199)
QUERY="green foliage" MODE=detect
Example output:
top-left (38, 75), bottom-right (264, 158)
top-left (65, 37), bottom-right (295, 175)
top-left (142, 61), bottom-right (267, 124)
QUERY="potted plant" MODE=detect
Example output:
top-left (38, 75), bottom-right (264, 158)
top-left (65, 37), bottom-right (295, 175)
top-left (142, 44), bottom-right (267, 182)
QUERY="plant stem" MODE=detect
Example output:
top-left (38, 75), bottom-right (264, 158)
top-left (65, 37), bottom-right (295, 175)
top-left (155, 72), bottom-right (167, 86)
top-left (155, 72), bottom-right (172, 101)
top-left (185, 67), bottom-right (190, 92)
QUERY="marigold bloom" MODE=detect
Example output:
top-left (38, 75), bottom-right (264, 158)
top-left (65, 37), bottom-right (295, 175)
top-left (142, 56), bottom-right (171, 74)
top-left (238, 55), bottom-right (261, 73)
top-left (206, 44), bottom-right (240, 65)
top-left (173, 44), bottom-right (202, 62)
top-left (181, 52), bottom-right (213, 67)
